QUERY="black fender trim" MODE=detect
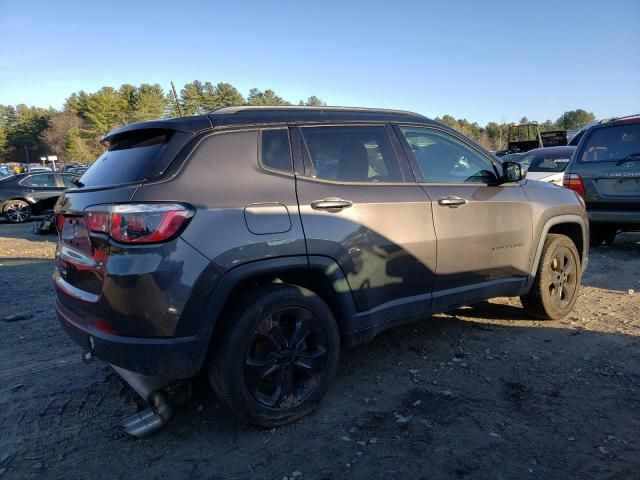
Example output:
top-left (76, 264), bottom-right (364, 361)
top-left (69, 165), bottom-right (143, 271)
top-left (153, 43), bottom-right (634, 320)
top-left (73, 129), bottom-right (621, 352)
top-left (523, 214), bottom-right (589, 292)
top-left (196, 255), bottom-right (358, 336)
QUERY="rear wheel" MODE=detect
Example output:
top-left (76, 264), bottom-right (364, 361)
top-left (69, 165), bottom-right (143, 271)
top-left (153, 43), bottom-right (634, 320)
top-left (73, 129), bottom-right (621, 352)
top-left (520, 233), bottom-right (581, 320)
top-left (4, 200), bottom-right (32, 223)
top-left (589, 225), bottom-right (617, 246)
top-left (208, 284), bottom-right (340, 427)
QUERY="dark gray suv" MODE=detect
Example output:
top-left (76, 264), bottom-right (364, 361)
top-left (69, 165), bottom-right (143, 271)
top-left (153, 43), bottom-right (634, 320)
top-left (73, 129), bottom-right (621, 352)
top-left (54, 107), bottom-right (588, 429)
top-left (563, 115), bottom-right (640, 246)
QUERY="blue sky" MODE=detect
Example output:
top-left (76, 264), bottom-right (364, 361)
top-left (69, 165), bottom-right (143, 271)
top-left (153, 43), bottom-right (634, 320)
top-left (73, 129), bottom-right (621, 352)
top-left (1, 0), bottom-right (638, 125)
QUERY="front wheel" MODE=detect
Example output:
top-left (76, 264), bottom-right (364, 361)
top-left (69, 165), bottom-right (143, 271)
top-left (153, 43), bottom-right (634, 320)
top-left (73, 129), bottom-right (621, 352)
top-left (4, 200), bottom-right (32, 223)
top-left (208, 284), bottom-right (340, 427)
top-left (520, 233), bottom-right (581, 320)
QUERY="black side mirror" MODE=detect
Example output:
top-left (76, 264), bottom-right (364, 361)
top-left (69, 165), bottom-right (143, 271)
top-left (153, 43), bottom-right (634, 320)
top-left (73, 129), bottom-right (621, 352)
top-left (502, 161), bottom-right (524, 183)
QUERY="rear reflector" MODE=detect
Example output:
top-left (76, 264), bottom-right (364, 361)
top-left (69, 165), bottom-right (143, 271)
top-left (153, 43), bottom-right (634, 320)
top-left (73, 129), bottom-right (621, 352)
top-left (84, 203), bottom-right (194, 244)
top-left (563, 173), bottom-right (585, 196)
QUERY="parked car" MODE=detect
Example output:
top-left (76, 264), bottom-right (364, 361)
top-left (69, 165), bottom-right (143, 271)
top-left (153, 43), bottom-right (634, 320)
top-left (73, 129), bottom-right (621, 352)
top-left (568, 120), bottom-right (600, 146)
top-left (518, 146), bottom-right (575, 185)
top-left (67, 166), bottom-right (88, 176)
top-left (498, 152), bottom-right (524, 163)
top-left (1, 172), bottom-right (78, 223)
top-left (27, 165), bottom-right (53, 173)
top-left (54, 107), bottom-right (588, 431)
top-left (563, 115), bottom-right (640, 246)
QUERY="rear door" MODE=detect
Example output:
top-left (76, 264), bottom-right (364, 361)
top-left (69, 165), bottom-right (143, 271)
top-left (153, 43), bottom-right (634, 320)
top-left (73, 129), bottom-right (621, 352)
top-left (395, 125), bottom-right (532, 309)
top-left (574, 121), bottom-right (640, 214)
top-left (20, 173), bottom-right (65, 209)
top-left (292, 124), bottom-right (436, 324)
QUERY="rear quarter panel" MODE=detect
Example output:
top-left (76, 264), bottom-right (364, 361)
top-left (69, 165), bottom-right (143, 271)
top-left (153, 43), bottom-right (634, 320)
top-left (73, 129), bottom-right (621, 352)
top-left (132, 129), bottom-right (306, 270)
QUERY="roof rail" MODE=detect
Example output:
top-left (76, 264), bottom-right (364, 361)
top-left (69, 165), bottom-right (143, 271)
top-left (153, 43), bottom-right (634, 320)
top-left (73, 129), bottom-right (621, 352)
top-left (600, 114), bottom-right (640, 124)
top-left (209, 105), bottom-right (422, 116)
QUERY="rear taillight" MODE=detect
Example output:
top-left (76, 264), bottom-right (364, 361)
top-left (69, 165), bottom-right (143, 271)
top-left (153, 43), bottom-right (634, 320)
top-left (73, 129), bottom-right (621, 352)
top-left (563, 173), bottom-right (585, 196)
top-left (84, 203), bottom-right (194, 244)
top-left (55, 213), bottom-right (65, 235)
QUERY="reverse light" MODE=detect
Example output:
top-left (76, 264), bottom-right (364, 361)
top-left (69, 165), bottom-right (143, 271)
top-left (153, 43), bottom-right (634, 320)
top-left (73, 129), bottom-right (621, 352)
top-left (84, 203), bottom-right (194, 244)
top-left (563, 173), bottom-right (585, 196)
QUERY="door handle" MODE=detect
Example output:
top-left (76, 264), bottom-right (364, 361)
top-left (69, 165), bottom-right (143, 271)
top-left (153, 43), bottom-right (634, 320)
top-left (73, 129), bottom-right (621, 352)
top-left (310, 197), bottom-right (353, 211)
top-left (438, 196), bottom-right (467, 207)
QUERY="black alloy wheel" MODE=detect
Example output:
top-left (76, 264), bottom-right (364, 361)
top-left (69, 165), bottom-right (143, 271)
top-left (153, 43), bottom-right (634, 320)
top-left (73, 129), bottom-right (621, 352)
top-left (209, 284), bottom-right (340, 427)
top-left (244, 306), bottom-right (328, 408)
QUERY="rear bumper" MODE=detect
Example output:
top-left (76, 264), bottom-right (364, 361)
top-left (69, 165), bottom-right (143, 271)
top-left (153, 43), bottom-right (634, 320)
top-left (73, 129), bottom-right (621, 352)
top-left (588, 209), bottom-right (640, 226)
top-left (56, 299), bottom-right (211, 379)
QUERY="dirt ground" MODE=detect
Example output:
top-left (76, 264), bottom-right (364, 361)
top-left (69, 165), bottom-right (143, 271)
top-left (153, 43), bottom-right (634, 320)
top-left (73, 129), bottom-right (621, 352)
top-left (0, 219), bottom-right (638, 480)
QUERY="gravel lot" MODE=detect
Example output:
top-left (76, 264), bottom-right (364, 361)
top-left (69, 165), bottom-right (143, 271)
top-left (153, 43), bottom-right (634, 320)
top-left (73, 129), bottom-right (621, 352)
top-left (0, 219), bottom-right (639, 480)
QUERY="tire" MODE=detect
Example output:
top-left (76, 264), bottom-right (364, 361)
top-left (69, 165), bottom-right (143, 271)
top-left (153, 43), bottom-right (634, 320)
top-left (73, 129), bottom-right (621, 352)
top-left (520, 233), bottom-right (581, 320)
top-left (208, 284), bottom-right (341, 427)
top-left (4, 200), bottom-right (32, 223)
top-left (589, 225), bottom-right (617, 247)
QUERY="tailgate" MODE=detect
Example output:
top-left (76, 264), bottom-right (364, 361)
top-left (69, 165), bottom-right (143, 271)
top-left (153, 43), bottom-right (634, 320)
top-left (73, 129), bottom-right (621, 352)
top-left (54, 186), bottom-right (138, 297)
top-left (576, 121), bottom-right (640, 207)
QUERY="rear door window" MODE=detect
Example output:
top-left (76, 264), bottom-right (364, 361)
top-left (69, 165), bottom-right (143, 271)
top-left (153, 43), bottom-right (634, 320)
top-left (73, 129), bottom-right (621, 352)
top-left (580, 123), bottom-right (640, 162)
top-left (59, 174), bottom-right (79, 188)
top-left (79, 130), bottom-right (172, 187)
top-left (300, 126), bottom-right (402, 182)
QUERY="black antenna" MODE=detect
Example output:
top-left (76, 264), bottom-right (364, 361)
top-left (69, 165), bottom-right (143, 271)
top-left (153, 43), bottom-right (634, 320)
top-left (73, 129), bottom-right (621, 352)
top-left (171, 81), bottom-right (184, 117)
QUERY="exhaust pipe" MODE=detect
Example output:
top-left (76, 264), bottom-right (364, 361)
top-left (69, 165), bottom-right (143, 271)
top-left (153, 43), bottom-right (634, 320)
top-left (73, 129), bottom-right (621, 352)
top-left (112, 365), bottom-right (173, 438)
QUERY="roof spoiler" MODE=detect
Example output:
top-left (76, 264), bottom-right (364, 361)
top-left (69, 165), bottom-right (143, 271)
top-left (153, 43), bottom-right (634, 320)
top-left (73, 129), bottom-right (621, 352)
top-left (101, 116), bottom-right (213, 143)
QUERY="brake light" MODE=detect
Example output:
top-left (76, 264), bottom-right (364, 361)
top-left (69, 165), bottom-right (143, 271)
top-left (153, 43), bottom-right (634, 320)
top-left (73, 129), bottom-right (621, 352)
top-left (84, 204), bottom-right (194, 244)
top-left (563, 173), bottom-right (585, 196)
top-left (55, 213), bottom-right (65, 235)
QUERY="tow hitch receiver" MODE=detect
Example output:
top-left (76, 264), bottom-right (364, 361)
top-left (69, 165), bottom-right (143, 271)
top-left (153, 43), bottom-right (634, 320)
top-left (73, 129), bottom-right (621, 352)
top-left (112, 365), bottom-right (189, 438)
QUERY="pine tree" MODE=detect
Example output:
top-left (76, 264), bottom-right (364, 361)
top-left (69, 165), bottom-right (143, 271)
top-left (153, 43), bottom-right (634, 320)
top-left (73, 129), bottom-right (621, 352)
top-left (81, 87), bottom-right (128, 137)
top-left (180, 80), bottom-right (205, 115)
top-left (130, 84), bottom-right (167, 122)
top-left (246, 88), bottom-right (289, 106)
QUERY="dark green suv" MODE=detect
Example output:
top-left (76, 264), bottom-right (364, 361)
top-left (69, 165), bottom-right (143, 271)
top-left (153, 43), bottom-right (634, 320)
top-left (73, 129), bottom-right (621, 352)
top-left (563, 115), bottom-right (640, 245)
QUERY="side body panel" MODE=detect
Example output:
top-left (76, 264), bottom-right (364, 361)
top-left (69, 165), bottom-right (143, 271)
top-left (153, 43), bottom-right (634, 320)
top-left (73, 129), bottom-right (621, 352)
top-left (423, 183), bottom-right (533, 308)
top-left (295, 178), bottom-right (437, 314)
top-left (133, 129), bottom-right (307, 270)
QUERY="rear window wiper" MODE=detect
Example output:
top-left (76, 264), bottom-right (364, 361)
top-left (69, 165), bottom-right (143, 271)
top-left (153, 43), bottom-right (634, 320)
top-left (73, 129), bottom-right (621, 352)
top-left (616, 152), bottom-right (640, 165)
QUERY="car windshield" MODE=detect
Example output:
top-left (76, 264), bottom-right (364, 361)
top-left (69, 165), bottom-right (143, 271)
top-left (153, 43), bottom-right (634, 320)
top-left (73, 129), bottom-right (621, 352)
top-left (519, 153), bottom-right (571, 172)
top-left (580, 123), bottom-right (640, 162)
top-left (500, 153), bottom-right (523, 162)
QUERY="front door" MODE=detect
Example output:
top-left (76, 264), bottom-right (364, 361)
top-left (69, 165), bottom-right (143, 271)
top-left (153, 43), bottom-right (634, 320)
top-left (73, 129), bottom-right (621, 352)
top-left (395, 125), bottom-right (533, 309)
top-left (292, 124), bottom-right (436, 325)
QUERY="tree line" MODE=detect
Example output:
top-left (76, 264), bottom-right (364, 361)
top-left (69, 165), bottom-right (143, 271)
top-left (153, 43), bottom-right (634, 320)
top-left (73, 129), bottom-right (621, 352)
top-left (0, 80), bottom-right (595, 163)
top-left (435, 109), bottom-right (596, 151)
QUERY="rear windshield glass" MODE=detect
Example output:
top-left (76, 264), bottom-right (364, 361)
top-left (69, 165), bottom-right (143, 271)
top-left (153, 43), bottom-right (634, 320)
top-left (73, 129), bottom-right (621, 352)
top-left (78, 130), bottom-right (172, 187)
top-left (580, 123), bottom-right (640, 162)
top-left (520, 153), bottom-right (572, 172)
